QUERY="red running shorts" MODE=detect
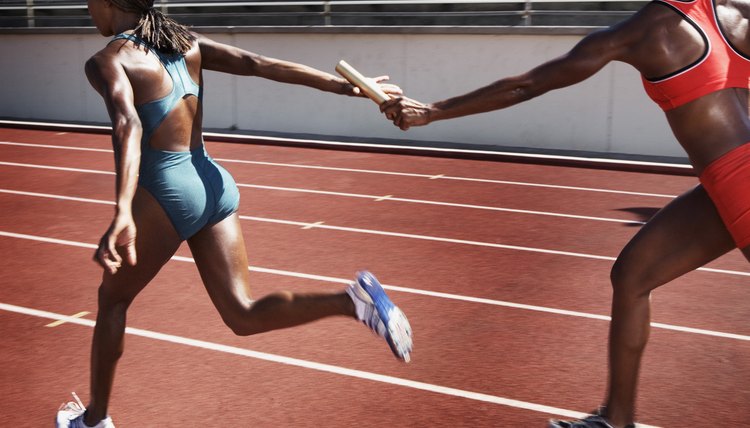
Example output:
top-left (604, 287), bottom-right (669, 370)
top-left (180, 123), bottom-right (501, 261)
top-left (699, 143), bottom-right (750, 250)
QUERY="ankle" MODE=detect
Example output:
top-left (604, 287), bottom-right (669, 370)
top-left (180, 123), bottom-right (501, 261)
top-left (82, 410), bottom-right (103, 427)
top-left (598, 405), bottom-right (634, 428)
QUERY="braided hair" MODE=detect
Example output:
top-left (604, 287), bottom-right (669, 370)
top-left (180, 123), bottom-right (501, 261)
top-left (110, 0), bottom-right (195, 55)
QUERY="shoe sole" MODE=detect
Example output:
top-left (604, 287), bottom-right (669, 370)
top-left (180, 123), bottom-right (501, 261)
top-left (356, 271), bottom-right (413, 362)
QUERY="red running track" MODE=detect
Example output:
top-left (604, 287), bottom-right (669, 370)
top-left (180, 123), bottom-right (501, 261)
top-left (0, 127), bottom-right (748, 427)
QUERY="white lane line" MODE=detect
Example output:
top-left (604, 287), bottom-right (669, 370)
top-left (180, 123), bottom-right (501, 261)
top-left (0, 141), bottom-right (111, 153)
top-left (0, 301), bottom-right (621, 424)
top-left (237, 183), bottom-right (644, 225)
top-left (0, 161), bottom-right (113, 175)
top-left (220, 158), bottom-right (679, 198)
top-left (244, 215), bottom-right (617, 261)
top-left (0, 140), bottom-right (678, 198)
top-left (0, 189), bottom-right (115, 205)
top-left (0, 188), bottom-right (746, 277)
top-left (0, 160), bottom-right (649, 225)
top-left (441, 175), bottom-right (679, 199)
top-left (0, 121), bottom-right (109, 131)
top-left (0, 230), bottom-right (748, 344)
top-left (240, 216), bottom-right (749, 278)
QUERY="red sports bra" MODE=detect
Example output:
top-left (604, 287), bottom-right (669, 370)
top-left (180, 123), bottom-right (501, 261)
top-left (642, 0), bottom-right (750, 111)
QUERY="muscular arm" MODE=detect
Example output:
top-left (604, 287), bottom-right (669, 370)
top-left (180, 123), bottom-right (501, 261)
top-left (85, 52), bottom-right (141, 272)
top-left (85, 54), bottom-right (141, 215)
top-left (196, 33), bottom-right (352, 95)
top-left (382, 22), bottom-right (642, 129)
top-left (436, 29), bottom-right (626, 120)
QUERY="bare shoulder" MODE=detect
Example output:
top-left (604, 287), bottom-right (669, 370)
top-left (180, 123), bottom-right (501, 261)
top-left (603, 2), bottom-right (706, 75)
top-left (192, 31), bottom-right (218, 52)
top-left (183, 35), bottom-right (203, 76)
top-left (716, 0), bottom-right (750, 53)
top-left (85, 41), bottom-right (152, 103)
top-left (86, 45), bottom-right (116, 68)
top-left (601, 2), bottom-right (677, 50)
top-left (192, 31), bottom-right (233, 60)
top-left (84, 47), bottom-right (123, 93)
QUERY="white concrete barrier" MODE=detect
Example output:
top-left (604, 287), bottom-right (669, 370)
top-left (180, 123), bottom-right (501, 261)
top-left (0, 29), bottom-right (681, 160)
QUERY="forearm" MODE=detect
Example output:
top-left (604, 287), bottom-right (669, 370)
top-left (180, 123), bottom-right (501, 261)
top-left (428, 75), bottom-right (536, 123)
top-left (111, 117), bottom-right (142, 216)
top-left (254, 57), bottom-right (348, 94)
top-left (427, 38), bottom-right (614, 124)
top-left (198, 36), bottom-right (351, 94)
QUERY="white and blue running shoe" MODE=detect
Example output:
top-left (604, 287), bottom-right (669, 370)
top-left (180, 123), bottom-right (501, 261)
top-left (55, 392), bottom-right (115, 428)
top-left (347, 271), bottom-right (413, 362)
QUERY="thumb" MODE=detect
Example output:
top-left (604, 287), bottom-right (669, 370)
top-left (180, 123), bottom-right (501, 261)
top-left (124, 240), bottom-right (137, 266)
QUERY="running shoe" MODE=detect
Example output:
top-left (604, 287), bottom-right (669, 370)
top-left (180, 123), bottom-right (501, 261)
top-left (346, 271), bottom-right (413, 362)
top-left (549, 408), bottom-right (634, 428)
top-left (55, 392), bottom-right (115, 428)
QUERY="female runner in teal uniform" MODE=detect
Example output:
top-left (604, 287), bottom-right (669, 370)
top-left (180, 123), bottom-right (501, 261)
top-left (55, 1), bottom-right (412, 427)
top-left (381, 0), bottom-right (750, 426)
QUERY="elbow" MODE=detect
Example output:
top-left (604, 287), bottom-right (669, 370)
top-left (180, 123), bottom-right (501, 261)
top-left (512, 87), bottom-right (534, 104)
top-left (113, 113), bottom-right (141, 135)
top-left (513, 79), bottom-right (547, 104)
top-left (112, 113), bottom-right (142, 147)
top-left (241, 53), bottom-right (264, 76)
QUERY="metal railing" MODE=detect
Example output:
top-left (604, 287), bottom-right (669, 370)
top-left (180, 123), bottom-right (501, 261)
top-left (0, 1), bottom-right (648, 28)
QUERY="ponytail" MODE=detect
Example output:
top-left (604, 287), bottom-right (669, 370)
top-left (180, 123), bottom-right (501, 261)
top-left (109, 0), bottom-right (195, 55)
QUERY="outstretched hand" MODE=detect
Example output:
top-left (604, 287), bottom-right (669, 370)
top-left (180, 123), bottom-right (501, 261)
top-left (343, 75), bottom-right (403, 99)
top-left (94, 213), bottom-right (137, 275)
top-left (380, 96), bottom-right (432, 130)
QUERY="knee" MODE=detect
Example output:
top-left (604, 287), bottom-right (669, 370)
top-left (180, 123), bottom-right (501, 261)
top-left (610, 256), bottom-right (652, 301)
top-left (97, 283), bottom-right (133, 313)
top-left (219, 298), bottom-right (257, 337)
top-left (609, 258), bottom-right (630, 292)
top-left (223, 316), bottom-right (254, 337)
top-left (221, 291), bottom-right (293, 336)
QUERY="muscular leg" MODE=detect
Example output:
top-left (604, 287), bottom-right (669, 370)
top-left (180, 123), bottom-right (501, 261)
top-left (187, 213), bottom-right (355, 336)
top-left (604, 185), bottom-right (737, 427)
top-left (84, 188), bottom-right (182, 425)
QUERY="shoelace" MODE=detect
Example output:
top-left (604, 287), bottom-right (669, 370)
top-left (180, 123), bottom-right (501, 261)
top-left (59, 392), bottom-right (85, 417)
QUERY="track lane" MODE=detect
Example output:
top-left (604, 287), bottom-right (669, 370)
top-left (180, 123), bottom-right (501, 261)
top-left (0, 169), bottom-right (748, 337)
top-left (1, 238), bottom-right (747, 427)
top-left (1, 127), bottom-right (748, 427)
top-left (0, 145), bottom-right (746, 272)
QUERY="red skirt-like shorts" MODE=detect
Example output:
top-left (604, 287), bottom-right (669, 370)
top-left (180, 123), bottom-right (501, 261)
top-left (699, 143), bottom-right (750, 250)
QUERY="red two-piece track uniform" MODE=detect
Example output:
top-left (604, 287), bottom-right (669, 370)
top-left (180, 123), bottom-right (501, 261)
top-left (642, 0), bottom-right (750, 249)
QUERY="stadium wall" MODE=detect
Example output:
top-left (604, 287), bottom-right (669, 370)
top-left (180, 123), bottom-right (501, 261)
top-left (0, 29), bottom-right (681, 160)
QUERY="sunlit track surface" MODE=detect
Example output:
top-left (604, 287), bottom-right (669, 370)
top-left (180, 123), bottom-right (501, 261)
top-left (0, 127), bottom-right (748, 427)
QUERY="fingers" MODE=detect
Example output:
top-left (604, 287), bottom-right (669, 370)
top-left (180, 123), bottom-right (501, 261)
top-left (394, 115), bottom-right (410, 131)
top-left (379, 97), bottom-right (401, 120)
top-left (381, 85), bottom-right (403, 96)
top-left (380, 97), bottom-right (401, 112)
top-left (94, 242), bottom-right (121, 275)
top-left (379, 97), bottom-right (409, 129)
top-left (93, 232), bottom-right (138, 275)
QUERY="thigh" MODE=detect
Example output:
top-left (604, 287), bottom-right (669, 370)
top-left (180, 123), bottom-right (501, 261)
top-left (187, 213), bottom-right (252, 313)
top-left (614, 184), bottom-right (736, 291)
top-left (98, 187), bottom-right (182, 304)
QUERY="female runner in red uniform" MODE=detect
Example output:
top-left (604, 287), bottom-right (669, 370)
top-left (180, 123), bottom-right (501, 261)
top-left (55, 1), bottom-right (412, 427)
top-left (382, 1), bottom-right (750, 426)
